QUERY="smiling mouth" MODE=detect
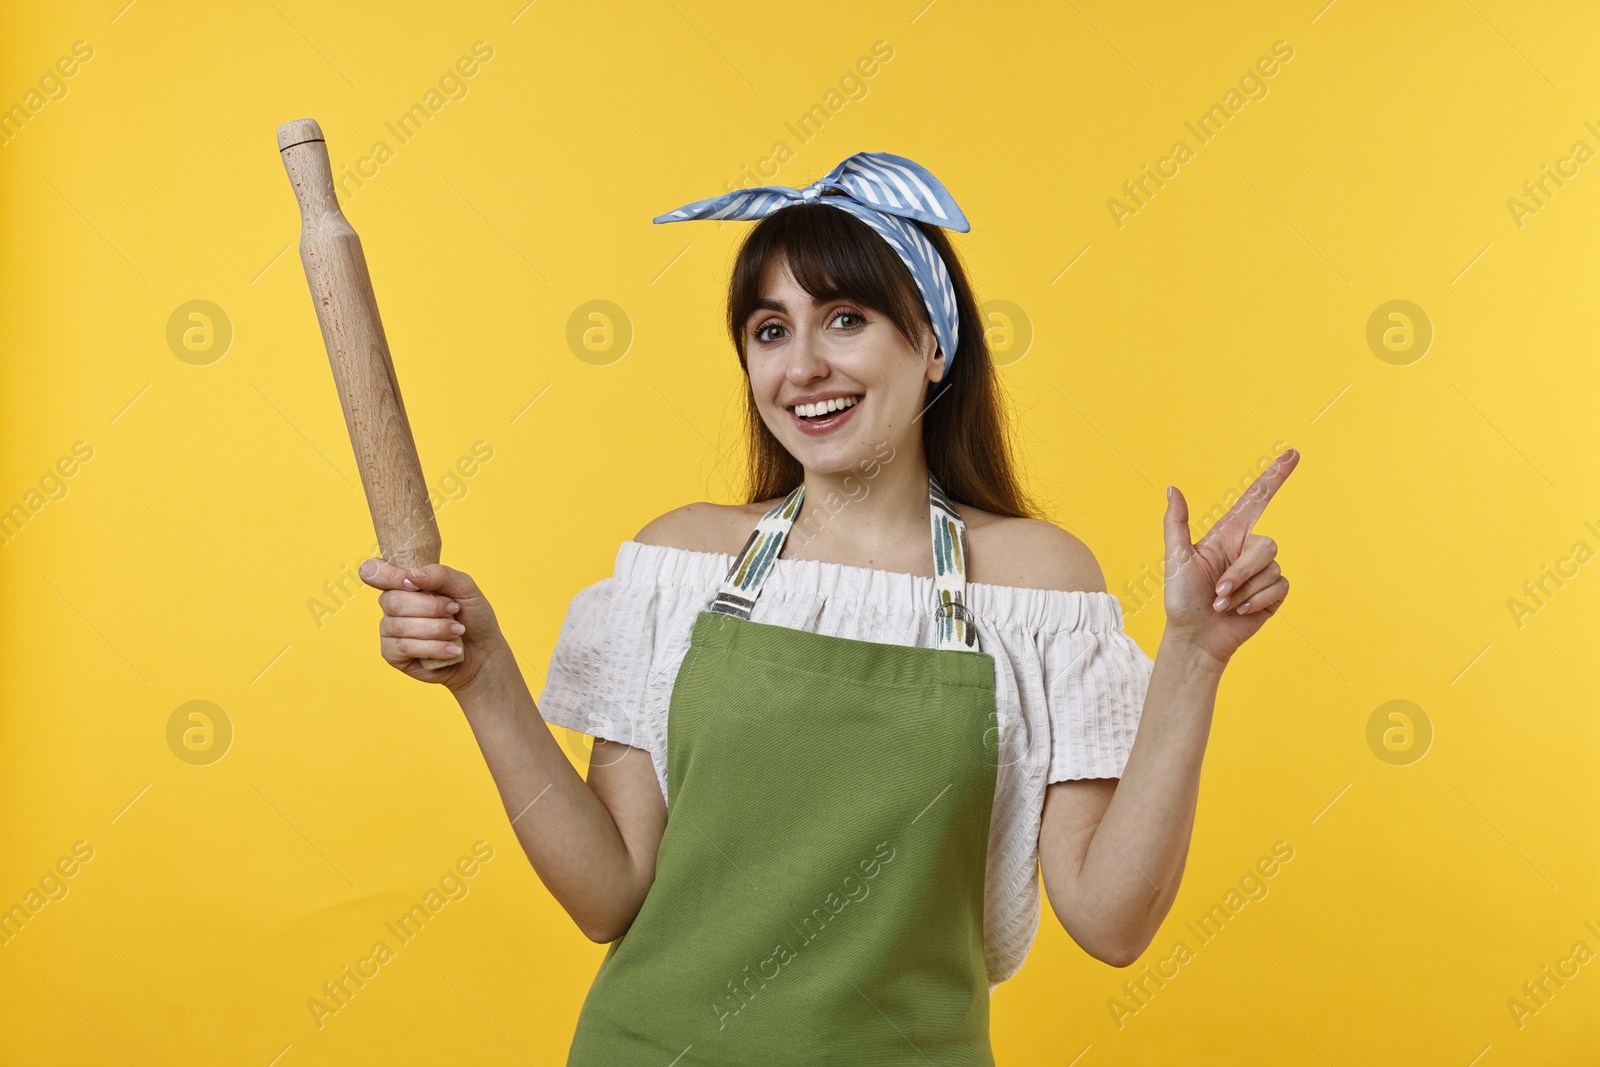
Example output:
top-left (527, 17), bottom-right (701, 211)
top-left (788, 393), bottom-right (862, 433)
top-left (789, 394), bottom-right (861, 418)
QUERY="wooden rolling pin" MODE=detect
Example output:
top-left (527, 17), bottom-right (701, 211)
top-left (276, 117), bottom-right (462, 669)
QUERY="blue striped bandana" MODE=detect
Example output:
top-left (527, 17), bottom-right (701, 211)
top-left (653, 151), bottom-right (971, 380)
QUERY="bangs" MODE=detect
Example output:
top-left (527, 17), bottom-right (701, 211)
top-left (725, 202), bottom-right (930, 365)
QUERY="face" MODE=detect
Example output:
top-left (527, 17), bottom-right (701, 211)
top-left (744, 257), bottom-right (945, 475)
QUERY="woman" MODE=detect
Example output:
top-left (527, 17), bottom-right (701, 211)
top-left (358, 151), bottom-right (1298, 1064)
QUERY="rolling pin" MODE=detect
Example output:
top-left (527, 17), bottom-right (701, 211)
top-left (276, 117), bottom-right (462, 669)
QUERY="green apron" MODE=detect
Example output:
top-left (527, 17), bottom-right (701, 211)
top-left (567, 472), bottom-right (999, 1066)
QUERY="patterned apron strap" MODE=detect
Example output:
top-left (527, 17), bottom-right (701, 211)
top-left (710, 471), bottom-right (978, 652)
top-left (928, 473), bottom-right (977, 651)
top-left (707, 482), bottom-right (806, 620)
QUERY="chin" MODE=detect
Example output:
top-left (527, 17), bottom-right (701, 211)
top-left (786, 437), bottom-right (886, 477)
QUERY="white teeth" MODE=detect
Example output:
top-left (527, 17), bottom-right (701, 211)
top-left (792, 395), bottom-right (860, 418)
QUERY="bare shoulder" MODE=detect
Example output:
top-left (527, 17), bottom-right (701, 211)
top-left (632, 498), bottom-right (775, 557)
top-left (957, 504), bottom-right (1107, 594)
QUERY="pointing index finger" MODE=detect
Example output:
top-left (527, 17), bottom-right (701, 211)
top-left (1207, 448), bottom-right (1300, 543)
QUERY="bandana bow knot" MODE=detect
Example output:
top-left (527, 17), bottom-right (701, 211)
top-left (653, 150), bottom-right (970, 380)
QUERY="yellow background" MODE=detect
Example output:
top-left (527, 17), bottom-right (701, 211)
top-left (2, 0), bottom-right (1596, 1063)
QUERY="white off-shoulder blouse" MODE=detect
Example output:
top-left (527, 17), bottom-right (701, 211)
top-left (536, 538), bottom-right (1156, 989)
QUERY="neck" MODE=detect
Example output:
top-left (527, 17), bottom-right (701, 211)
top-left (786, 442), bottom-right (931, 564)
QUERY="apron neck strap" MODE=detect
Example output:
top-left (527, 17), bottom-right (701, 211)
top-left (710, 470), bottom-right (978, 652)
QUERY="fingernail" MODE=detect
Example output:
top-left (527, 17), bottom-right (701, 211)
top-left (1216, 579), bottom-right (1232, 596)
top-left (445, 645), bottom-right (462, 656)
top-left (1213, 596), bottom-right (1229, 611)
top-left (359, 560), bottom-right (377, 579)
top-left (446, 602), bottom-right (459, 613)
top-left (449, 623), bottom-right (465, 635)
top-left (409, 568), bottom-right (427, 580)
top-left (402, 578), bottom-right (418, 590)
top-left (1236, 601), bottom-right (1251, 613)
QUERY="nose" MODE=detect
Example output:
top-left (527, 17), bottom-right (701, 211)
top-left (784, 322), bottom-right (829, 384)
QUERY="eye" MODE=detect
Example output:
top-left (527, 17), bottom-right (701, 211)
top-left (752, 319), bottom-right (785, 344)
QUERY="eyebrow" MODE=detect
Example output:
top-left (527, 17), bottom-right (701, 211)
top-left (749, 289), bottom-right (855, 317)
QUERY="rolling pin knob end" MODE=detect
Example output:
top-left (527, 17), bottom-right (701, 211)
top-left (276, 117), bottom-right (325, 151)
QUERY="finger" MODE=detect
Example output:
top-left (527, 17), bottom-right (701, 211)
top-left (381, 635), bottom-right (464, 664)
top-left (1235, 575), bottom-right (1289, 615)
top-left (380, 615), bottom-right (466, 642)
top-left (1213, 533), bottom-right (1279, 600)
top-left (1214, 561), bottom-right (1280, 611)
top-left (403, 563), bottom-right (467, 599)
top-left (376, 588), bottom-right (460, 618)
top-left (1164, 485), bottom-right (1196, 572)
top-left (1203, 448), bottom-right (1300, 546)
top-left (359, 558), bottom-right (424, 592)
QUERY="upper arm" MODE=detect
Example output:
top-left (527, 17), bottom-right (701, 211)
top-left (1014, 518), bottom-right (1121, 886)
top-left (1038, 776), bottom-right (1124, 961)
top-left (583, 740), bottom-right (668, 902)
top-left (1023, 522), bottom-right (1138, 962)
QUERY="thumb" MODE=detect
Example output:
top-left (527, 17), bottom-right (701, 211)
top-left (1164, 485), bottom-right (1195, 573)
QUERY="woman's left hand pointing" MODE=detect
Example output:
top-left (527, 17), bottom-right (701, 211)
top-left (1162, 448), bottom-right (1300, 670)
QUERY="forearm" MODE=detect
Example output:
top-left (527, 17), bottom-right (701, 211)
top-left (451, 648), bottom-right (647, 941)
top-left (1076, 634), bottom-right (1224, 960)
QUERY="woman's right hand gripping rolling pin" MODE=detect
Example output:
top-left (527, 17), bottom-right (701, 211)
top-left (357, 559), bottom-right (503, 689)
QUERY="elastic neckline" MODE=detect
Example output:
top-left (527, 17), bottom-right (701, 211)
top-left (616, 539), bottom-right (1130, 635)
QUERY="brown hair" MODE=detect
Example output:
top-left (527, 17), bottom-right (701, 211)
top-left (724, 200), bottom-right (1041, 519)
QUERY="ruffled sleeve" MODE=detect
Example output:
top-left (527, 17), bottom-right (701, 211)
top-left (1038, 597), bottom-right (1155, 783)
top-left (535, 541), bottom-right (711, 804)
